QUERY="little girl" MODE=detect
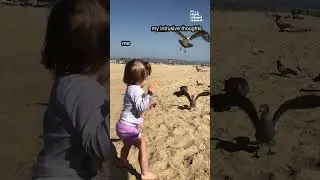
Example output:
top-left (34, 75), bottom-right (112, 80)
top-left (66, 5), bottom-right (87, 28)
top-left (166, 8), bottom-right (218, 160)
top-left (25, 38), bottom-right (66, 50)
top-left (116, 59), bottom-right (157, 179)
top-left (33, 0), bottom-right (111, 179)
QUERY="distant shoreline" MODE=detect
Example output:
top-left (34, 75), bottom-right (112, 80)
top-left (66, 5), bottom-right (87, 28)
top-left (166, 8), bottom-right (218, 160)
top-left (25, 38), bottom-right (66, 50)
top-left (211, 7), bottom-right (320, 17)
top-left (211, 1), bottom-right (320, 12)
top-left (110, 58), bottom-right (210, 65)
top-left (110, 62), bottom-right (210, 66)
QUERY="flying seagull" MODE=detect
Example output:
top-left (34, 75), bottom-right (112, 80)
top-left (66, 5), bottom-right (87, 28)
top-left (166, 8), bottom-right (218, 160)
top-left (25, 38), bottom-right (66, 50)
top-left (175, 30), bottom-right (210, 53)
top-left (173, 86), bottom-right (210, 108)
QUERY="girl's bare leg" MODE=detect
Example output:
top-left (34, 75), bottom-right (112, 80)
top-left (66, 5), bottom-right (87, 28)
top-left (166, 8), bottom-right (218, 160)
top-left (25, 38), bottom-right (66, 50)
top-left (119, 143), bottom-right (132, 166)
top-left (132, 135), bottom-right (157, 179)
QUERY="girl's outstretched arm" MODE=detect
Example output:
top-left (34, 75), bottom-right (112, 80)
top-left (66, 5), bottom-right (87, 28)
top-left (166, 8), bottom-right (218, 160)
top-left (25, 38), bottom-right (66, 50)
top-left (130, 86), bottom-right (152, 113)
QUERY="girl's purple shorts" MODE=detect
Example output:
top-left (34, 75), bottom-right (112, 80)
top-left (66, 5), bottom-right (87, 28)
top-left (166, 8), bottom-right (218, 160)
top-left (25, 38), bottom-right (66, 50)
top-left (116, 121), bottom-right (141, 144)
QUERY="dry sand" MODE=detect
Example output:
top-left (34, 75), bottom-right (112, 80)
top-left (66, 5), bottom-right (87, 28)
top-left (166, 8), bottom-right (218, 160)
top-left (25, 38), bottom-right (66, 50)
top-left (0, 7), bottom-right (52, 180)
top-left (110, 64), bottom-right (210, 179)
top-left (211, 10), bottom-right (320, 179)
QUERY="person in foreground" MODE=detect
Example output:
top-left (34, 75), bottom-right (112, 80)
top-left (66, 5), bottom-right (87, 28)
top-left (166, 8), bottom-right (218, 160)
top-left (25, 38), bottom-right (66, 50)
top-left (114, 59), bottom-right (157, 179)
top-left (33, 0), bottom-right (111, 179)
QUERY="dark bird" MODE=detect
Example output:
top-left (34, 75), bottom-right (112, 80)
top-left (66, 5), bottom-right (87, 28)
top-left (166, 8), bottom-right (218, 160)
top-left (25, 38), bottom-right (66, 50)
top-left (254, 104), bottom-right (276, 158)
top-left (195, 65), bottom-right (208, 72)
top-left (196, 80), bottom-right (204, 86)
top-left (223, 77), bottom-right (250, 97)
top-left (213, 93), bottom-right (320, 158)
top-left (254, 95), bottom-right (320, 157)
top-left (173, 86), bottom-right (210, 108)
top-left (276, 60), bottom-right (298, 77)
top-left (175, 30), bottom-right (210, 53)
top-left (312, 73), bottom-right (320, 82)
top-left (296, 65), bottom-right (302, 72)
top-left (274, 15), bottom-right (294, 32)
top-left (211, 92), bottom-right (277, 158)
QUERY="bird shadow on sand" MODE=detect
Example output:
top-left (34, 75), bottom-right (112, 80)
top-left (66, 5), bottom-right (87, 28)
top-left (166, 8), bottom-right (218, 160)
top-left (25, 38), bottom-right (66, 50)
top-left (269, 72), bottom-right (291, 78)
top-left (299, 89), bottom-right (320, 92)
top-left (35, 102), bottom-right (49, 106)
top-left (178, 105), bottom-right (191, 110)
top-left (210, 93), bottom-right (260, 155)
top-left (210, 93), bottom-right (260, 130)
top-left (211, 137), bottom-right (257, 154)
top-left (284, 28), bottom-right (312, 33)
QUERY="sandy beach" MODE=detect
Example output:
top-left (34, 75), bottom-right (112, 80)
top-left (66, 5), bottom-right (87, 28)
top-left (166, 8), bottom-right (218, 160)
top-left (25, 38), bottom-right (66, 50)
top-left (110, 64), bottom-right (210, 179)
top-left (0, 6), bottom-right (210, 179)
top-left (0, 7), bottom-right (51, 180)
top-left (211, 10), bottom-right (320, 179)
top-left (7, 5), bottom-right (320, 180)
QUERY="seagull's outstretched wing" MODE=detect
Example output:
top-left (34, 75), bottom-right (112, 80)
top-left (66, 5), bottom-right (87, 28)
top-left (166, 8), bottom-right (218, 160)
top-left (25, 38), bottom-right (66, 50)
top-left (173, 86), bottom-right (192, 102)
top-left (190, 30), bottom-right (210, 42)
top-left (272, 95), bottom-right (320, 126)
top-left (195, 91), bottom-right (210, 100)
top-left (175, 31), bottom-right (186, 39)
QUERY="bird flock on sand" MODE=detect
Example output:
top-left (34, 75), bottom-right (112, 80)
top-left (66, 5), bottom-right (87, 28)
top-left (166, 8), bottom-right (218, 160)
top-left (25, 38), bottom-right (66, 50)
top-left (211, 11), bottom-right (320, 158)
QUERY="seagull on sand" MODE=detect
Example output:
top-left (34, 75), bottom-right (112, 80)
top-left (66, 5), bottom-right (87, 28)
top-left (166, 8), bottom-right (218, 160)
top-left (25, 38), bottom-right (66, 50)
top-left (173, 86), bottom-right (210, 108)
top-left (274, 15), bottom-right (294, 32)
top-left (253, 104), bottom-right (276, 158)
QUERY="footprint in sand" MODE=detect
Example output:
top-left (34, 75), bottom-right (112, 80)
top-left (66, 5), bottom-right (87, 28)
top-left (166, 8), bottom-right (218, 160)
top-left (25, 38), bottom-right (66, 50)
top-left (171, 135), bottom-right (194, 148)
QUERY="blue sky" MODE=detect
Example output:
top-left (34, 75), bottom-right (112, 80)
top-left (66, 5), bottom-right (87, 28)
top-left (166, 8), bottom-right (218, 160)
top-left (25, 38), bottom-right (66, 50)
top-left (110, 0), bottom-right (210, 62)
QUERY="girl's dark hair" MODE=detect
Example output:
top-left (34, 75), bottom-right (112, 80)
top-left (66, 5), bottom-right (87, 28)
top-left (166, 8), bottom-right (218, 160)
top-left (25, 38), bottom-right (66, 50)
top-left (123, 59), bottom-right (147, 85)
top-left (143, 61), bottom-right (152, 76)
top-left (42, 0), bottom-right (110, 77)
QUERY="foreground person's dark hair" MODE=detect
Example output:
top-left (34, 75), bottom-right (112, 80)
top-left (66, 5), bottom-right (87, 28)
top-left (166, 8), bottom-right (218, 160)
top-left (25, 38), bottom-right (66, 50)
top-left (42, 0), bottom-right (110, 77)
